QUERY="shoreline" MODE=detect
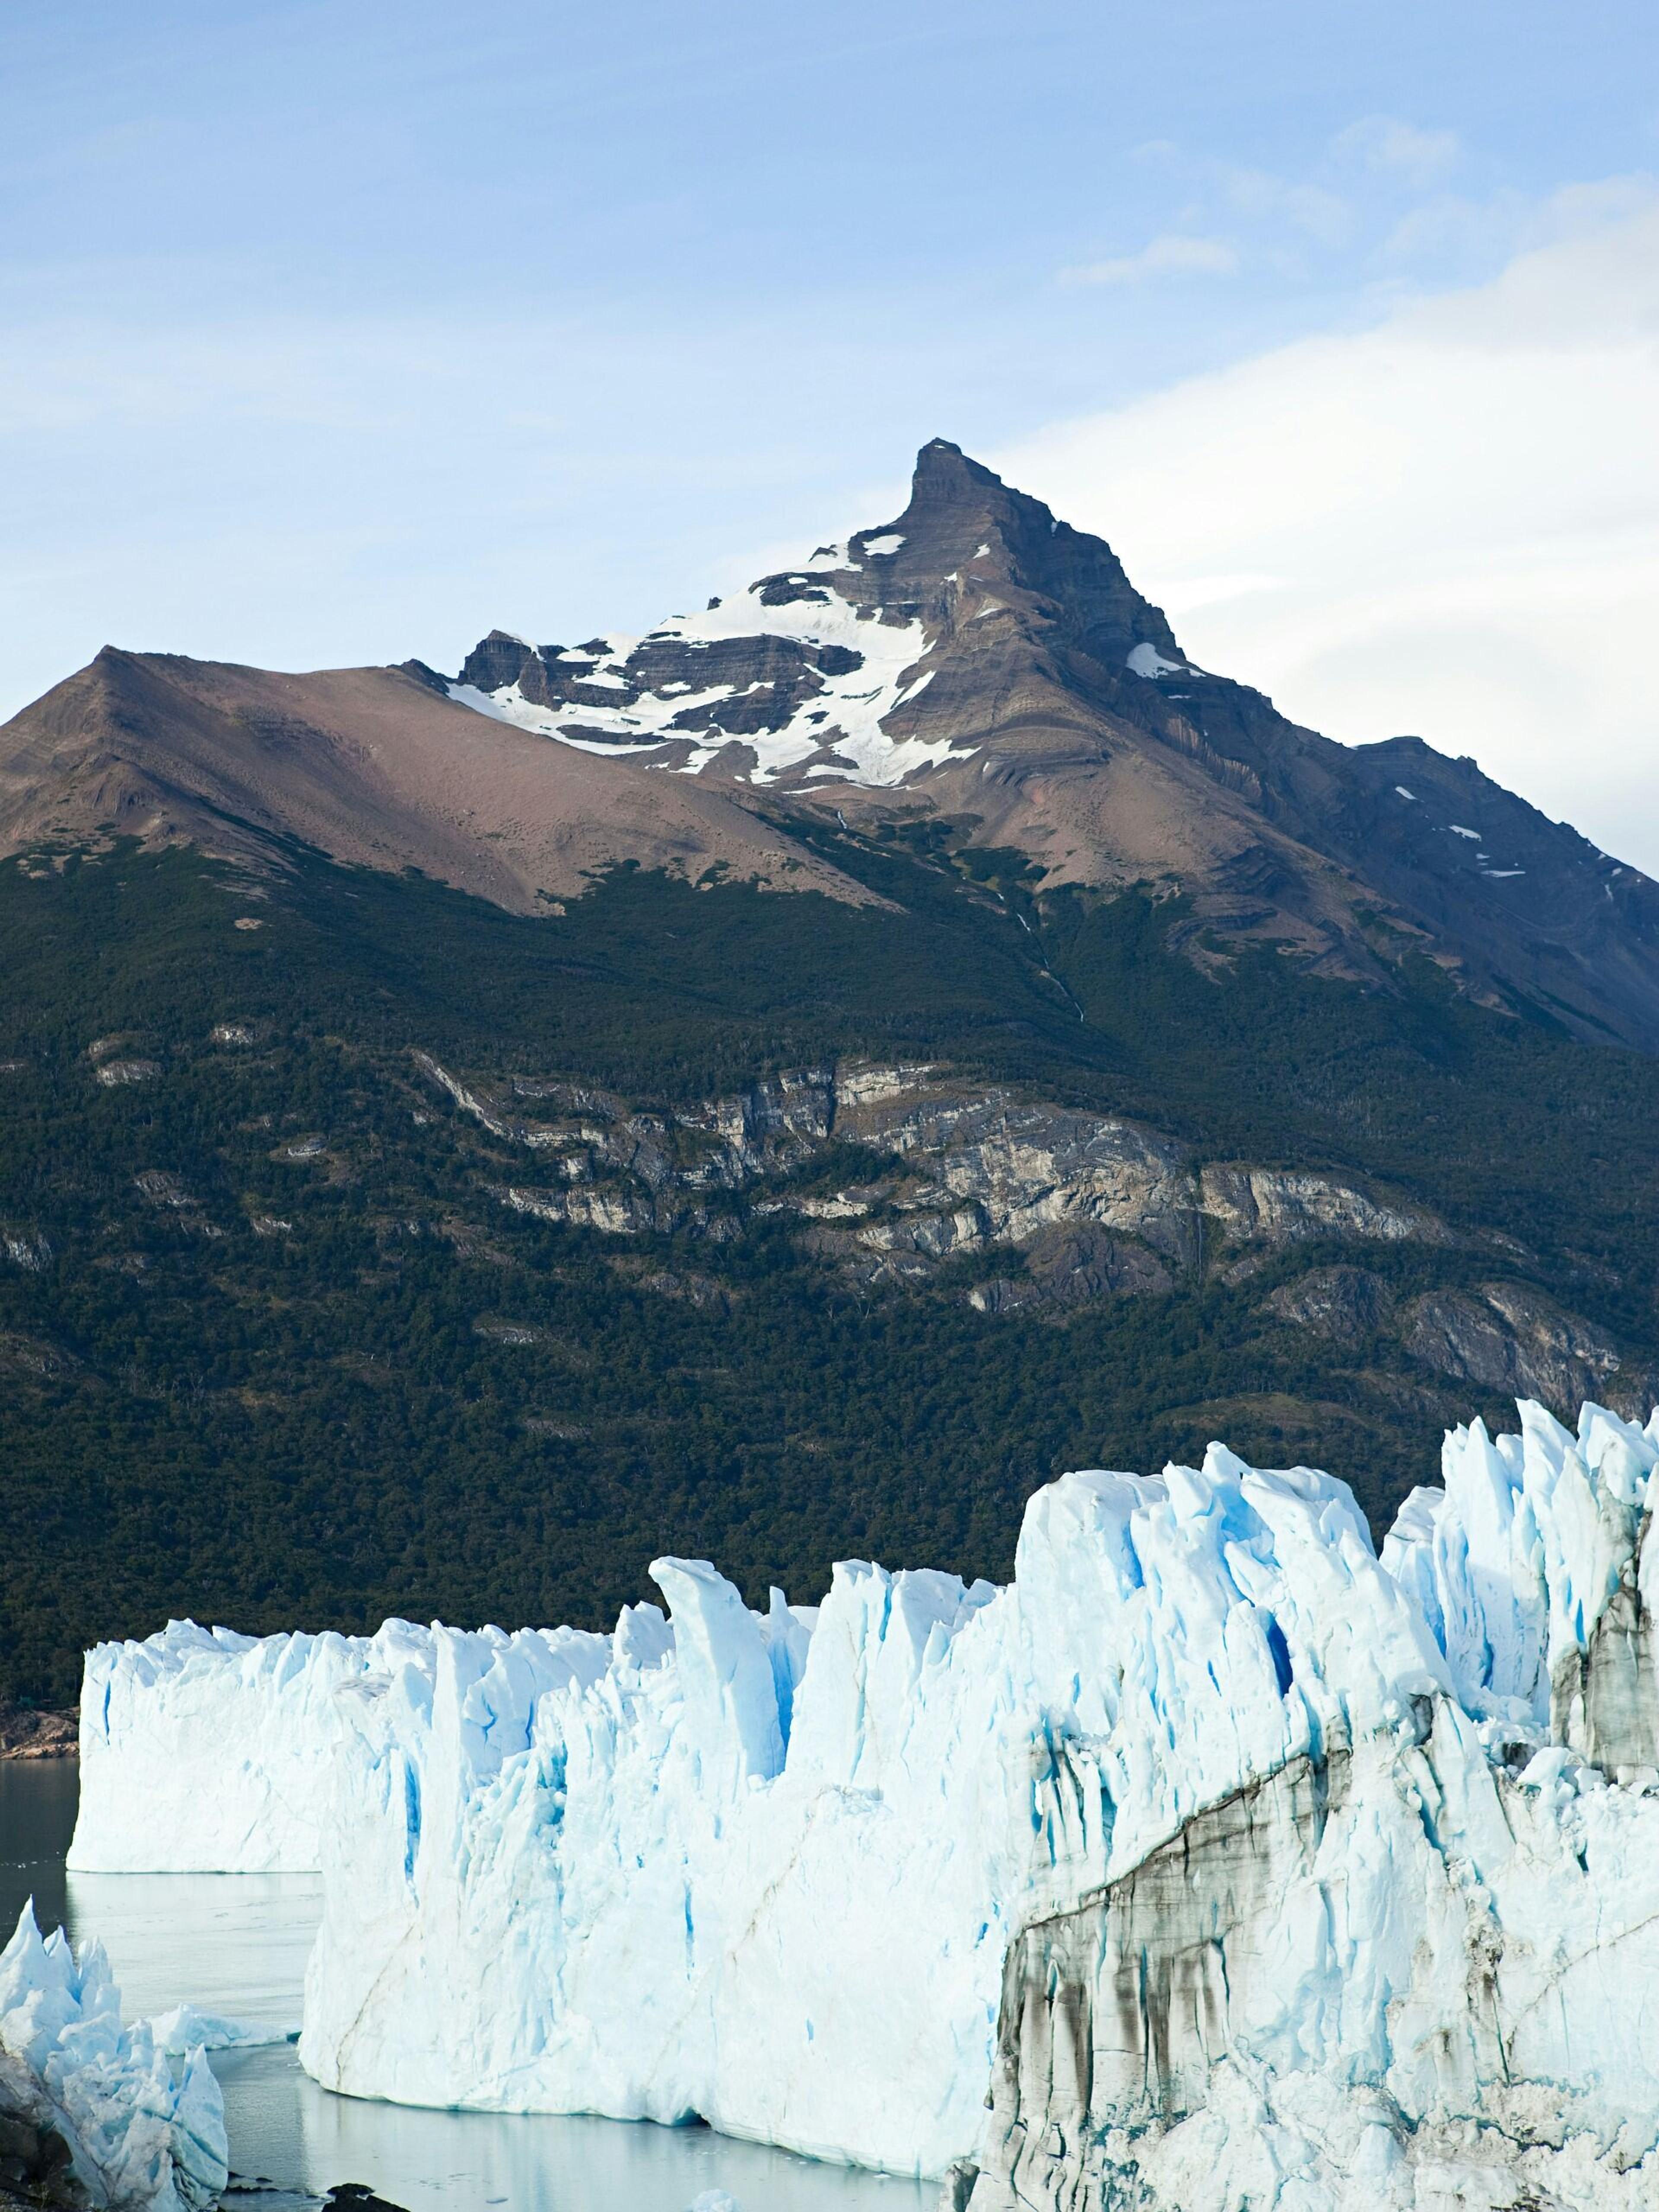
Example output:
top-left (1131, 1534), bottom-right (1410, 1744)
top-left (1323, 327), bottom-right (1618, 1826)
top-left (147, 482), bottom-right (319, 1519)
top-left (0, 1707), bottom-right (76, 1761)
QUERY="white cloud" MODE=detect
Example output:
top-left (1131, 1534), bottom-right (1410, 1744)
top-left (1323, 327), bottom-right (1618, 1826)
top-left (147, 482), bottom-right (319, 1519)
top-left (998, 187), bottom-right (1659, 874)
top-left (1376, 188), bottom-right (1529, 266)
top-left (1061, 233), bottom-right (1239, 286)
top-left (1332, 116), bottom-right (1461, 190)
top-left (1215, 165), bottom-right (1351, 246)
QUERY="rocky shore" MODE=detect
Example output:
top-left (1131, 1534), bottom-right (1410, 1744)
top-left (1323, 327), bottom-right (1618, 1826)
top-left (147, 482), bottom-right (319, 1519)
top-left (0, 1706), bottom-right (75, 1760)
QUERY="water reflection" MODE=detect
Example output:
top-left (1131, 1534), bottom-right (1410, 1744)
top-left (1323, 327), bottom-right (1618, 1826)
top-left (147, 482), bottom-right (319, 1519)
top-left (0, 1757), bottom-right (78, 1939)
top-left (1, 1763), bottom-right (929, 2212)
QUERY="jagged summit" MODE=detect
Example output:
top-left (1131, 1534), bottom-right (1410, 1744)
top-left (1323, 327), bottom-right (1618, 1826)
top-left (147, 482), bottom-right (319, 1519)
top-left (876, 437), bottom-right (1185, 670)
top-left (445, 439), bottom-right (1186, 790)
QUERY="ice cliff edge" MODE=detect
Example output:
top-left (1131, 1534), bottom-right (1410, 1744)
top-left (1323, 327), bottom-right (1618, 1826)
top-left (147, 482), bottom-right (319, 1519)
top-left (69, 1402), bottom-right (1659, 2209)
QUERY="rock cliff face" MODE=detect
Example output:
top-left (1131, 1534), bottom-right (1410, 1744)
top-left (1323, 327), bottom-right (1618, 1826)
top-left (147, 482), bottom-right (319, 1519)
top-left (416, 1049), bottom-right (1659, 1421)
top-left (1402, 1280), bottom-right (1631, 1412)
top-left (0, 1705), bottom-right (75, 1760)
top-left (420, 1051), bottom-right (1437, 1290)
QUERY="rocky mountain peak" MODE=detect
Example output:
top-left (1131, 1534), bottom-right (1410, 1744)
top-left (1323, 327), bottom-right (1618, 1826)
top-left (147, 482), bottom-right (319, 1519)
top-left (889, 437), bottom-right (1018, 544)
top-left (440, 440), bottom-right (1189, 791)
top-left (845, 440), bottom-right (1184, 671)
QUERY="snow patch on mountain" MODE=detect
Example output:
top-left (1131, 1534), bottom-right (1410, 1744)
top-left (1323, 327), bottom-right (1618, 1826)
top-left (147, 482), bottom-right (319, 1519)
top-left (446, 680), bottom-right (678, 756)
top-left (648, 579), bottom-right (950, 785)
top-left (1125, 641), bottom-right (1187, 677)
top-left (449, 569), bottom-right (961, 787)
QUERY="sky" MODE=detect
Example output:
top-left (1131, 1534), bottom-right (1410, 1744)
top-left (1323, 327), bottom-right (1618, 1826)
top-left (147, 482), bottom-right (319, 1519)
top-left (3, 0), bottom-right (1656, 861)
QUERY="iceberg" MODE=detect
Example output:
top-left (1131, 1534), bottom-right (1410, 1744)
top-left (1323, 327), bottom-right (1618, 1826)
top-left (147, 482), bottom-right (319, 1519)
top-left (69, 1402), bottom-right (1659, 2209)
top-left (0, 1902), bottom-right (227, 2211)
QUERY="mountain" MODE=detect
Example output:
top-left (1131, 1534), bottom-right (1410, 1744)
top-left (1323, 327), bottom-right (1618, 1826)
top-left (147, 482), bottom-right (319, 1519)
top-left (440, 439), bottom-right (1659, 1052)
top-left (6, 439), bottom-right (1659, 1046)
top-left (3, 442), bottom-right (1659, 1711)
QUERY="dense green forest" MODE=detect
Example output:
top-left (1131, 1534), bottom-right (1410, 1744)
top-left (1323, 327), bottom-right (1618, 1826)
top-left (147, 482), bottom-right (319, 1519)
top-left (3, 825), bottom-right (1656, 1704)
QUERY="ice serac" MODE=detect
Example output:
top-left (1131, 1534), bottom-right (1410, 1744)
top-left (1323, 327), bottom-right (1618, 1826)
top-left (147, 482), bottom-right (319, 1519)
top-left (70, 1402), bottom-right (1659, 2207)
top-left (0, 1903), bottom-right (227, 2211)
top-left (1382, 1398), bottom-right (1659, 1770)
top-left (70, 1617), bottom-right (440, 1871)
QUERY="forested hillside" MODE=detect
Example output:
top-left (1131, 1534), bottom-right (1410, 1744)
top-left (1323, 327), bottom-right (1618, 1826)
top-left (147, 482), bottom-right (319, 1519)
top-left (3, 820), bottom-right (1657, 1703)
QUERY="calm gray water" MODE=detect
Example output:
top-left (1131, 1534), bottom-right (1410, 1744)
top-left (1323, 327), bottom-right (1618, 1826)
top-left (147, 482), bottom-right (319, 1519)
top-left (0, 1762), bottom-right (929, 2212)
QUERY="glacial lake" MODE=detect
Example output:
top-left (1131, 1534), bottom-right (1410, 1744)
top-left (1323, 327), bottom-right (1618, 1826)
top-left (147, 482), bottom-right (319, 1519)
top-left (1, 1761), bottom-right (930, 2212)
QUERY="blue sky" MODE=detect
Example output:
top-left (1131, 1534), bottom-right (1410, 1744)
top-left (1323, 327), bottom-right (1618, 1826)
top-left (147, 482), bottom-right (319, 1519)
top-left (3, 1), bottom-right (1656, 853)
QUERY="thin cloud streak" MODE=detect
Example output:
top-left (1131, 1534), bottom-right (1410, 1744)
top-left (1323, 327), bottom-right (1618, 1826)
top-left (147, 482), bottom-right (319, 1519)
top-left (1062, 234), bottom-right (1240, 286)
top-left (1331, 116), bottom-right (1462, 188)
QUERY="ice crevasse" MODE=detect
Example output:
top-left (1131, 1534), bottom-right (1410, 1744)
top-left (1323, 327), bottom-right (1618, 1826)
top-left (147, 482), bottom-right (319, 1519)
top-left (70, 1401), bottom-right (1659, 2211)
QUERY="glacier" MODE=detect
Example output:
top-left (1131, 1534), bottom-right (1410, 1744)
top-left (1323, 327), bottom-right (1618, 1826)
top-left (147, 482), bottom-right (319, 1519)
top-left (0, 1902), bottom-right (227, 2211)
top-left (70, 1615), bottom-right (444, 1872)
top-left (68, 1400), bottom-right (1659, 2209)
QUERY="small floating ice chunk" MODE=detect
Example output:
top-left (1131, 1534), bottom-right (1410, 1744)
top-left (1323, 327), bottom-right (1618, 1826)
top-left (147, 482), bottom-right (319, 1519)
top-left (1395, 786), bottom-right (1417, 800)
top-left (146, 2003), bottom-right (297, 2053)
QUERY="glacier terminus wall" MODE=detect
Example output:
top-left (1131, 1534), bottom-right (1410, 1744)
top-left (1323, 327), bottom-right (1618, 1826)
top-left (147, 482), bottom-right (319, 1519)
top-left (70, 1401), bottom-right (1659, 2209)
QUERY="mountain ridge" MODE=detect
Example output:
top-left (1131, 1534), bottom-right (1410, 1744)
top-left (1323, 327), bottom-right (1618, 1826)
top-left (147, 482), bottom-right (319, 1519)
top-left (4, 439), bottom-right (1654, 1053)
top-left (0, 646), bottom-right (873, 911)
top-left (4, 814), bottom-right (1659, 1710)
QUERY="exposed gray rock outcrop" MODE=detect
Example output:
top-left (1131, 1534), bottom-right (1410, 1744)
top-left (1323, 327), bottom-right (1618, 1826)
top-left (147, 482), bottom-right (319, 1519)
top-left (1200, 1164), bottom-right (1446, 1247)
top-left (1265, 1263), bottom-right (1395, 1341)
top-left (420, 1054), bottom-right (1446, 1304)
top-left (0, 1704), bottom-right (76, 1760)
top-left (1403, 1279), bottom-right (1655, 1420)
